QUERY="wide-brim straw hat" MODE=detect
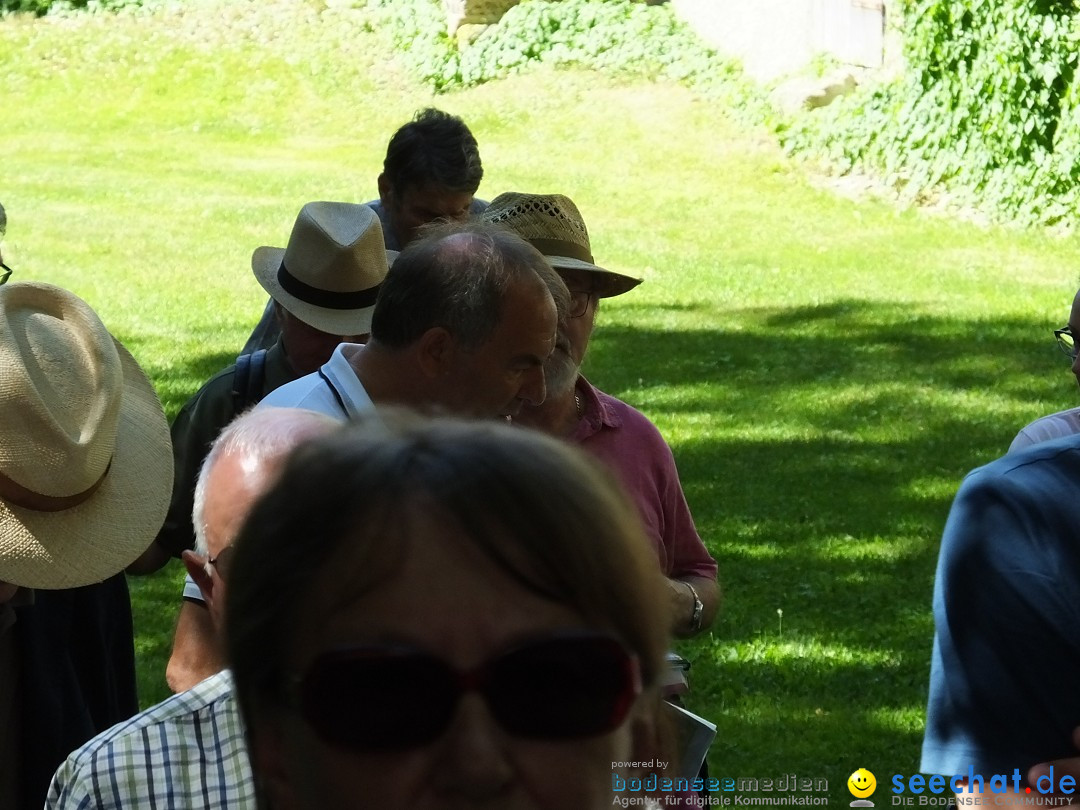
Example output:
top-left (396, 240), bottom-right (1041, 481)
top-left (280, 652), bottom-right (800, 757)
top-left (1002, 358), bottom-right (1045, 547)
top-left (481, 192), bottom-right (642, 297)
top-left (252, 202), bottom-right (394, 336)
top-left (0, 282), bottom-right (172, 589)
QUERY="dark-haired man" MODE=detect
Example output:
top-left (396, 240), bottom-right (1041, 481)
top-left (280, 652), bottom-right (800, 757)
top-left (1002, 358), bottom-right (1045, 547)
top-left (164, 222), bottom-right (565, 695)
top-left (369, 107), bottom-right (487, 250)
top-left (260, 221), bottom-right (563, 422)
top-left (242, 108), bottom-right (486, 353)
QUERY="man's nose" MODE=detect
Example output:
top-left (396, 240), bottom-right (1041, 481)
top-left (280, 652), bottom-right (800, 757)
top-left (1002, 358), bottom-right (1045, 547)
top-left (520, 366), bottom-right (547, 407)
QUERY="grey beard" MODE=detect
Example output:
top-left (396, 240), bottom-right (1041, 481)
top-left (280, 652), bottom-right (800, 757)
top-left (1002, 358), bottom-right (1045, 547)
top-left (544, 349), bottom-right (580, 398)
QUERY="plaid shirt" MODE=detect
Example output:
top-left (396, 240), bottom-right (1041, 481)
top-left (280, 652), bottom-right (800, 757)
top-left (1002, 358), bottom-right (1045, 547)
top-left (45, 670), bottom-right (254, 809)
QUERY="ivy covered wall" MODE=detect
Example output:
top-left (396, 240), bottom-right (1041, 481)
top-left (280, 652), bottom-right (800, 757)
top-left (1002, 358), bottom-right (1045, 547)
top-left (785, 0), bottom-right (1080, 226)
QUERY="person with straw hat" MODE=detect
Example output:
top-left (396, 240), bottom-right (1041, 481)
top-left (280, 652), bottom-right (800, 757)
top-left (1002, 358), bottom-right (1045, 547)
top-left (481, 192), bottom-right (719, 638)
top-left (0, 276), bottom-right (172, 810)
top-left (132, 201), bottom-right (392, 574)
top-left (132, 202), bottom-right (391, 691)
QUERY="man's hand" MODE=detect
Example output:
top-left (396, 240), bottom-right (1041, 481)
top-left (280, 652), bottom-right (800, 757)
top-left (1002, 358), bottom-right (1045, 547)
top-left (166, 600), bottom-right (223, 693)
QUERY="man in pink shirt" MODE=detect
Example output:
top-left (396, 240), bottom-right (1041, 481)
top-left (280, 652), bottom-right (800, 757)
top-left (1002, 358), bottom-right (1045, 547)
top-left (484, 192), bottom-right (719, 637)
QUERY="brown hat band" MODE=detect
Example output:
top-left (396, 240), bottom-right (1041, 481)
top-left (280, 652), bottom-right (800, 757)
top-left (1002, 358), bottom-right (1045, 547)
top-left (526, 237), bottom-right (593, 265)
top-left (0, 459), bottom-right (112, 513)
top-left (277, 262), bottom-right (381, 311)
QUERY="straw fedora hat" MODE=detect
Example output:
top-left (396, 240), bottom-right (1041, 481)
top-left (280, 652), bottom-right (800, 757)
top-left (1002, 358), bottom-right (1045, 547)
top-left (480, 192), bottom-right (642, 297)
top-left (0, 282), bottom-right (172, 589)
top-left (252, 202), bottom-right (392, 336)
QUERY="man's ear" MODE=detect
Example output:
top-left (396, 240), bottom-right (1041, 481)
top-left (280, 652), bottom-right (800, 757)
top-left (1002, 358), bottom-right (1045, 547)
top-left (377, 173), bottom-right (392, 207)
top-left (415, 327), bottom-right (456, 379)
top-left (271, 301), bottom-right (287, 330)
top-left (182, 550), bottom-right (215, 605)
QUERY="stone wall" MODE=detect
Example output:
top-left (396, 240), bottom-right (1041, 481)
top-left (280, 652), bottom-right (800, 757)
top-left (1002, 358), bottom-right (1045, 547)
top-left (443, 0), bottom-right (665, 34)
top-left (443, 0), bottom-right (519, 32)
top-left (441, 0), bottom-right (898, 86)
top-left (671, 0), bottom-right (892, 81)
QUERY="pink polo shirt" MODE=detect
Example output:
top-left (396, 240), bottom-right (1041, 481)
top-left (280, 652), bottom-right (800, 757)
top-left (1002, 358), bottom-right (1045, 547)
top-left (572, 377), bottom-right (717, 580)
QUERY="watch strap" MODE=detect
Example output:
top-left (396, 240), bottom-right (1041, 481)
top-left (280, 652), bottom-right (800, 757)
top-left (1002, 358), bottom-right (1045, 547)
top-left (684, 581), bottom-right (704, 632)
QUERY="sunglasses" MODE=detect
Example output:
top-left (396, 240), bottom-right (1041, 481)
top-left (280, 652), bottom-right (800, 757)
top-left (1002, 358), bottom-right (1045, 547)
top-left (291, 631), bottom-right (641, 750)
top-left (207, 545), bottom-right (234, 579)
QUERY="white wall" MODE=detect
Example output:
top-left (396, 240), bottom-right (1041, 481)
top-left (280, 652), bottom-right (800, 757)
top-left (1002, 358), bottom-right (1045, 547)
top-left (672, 0), bottom-right (886, 82)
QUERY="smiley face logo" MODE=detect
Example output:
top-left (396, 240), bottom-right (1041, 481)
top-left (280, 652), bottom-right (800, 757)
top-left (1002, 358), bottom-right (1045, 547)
top-left (847, 768), bottom-right (877, 799)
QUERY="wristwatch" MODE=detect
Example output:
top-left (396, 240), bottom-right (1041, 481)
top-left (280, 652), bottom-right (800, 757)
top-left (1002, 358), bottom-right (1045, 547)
top-left (684, 581), bottom-right (704, 632)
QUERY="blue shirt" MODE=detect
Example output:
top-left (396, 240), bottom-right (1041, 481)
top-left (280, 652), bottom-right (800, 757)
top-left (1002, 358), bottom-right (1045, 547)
top-left (921, 433), bottom-right (1080, 776)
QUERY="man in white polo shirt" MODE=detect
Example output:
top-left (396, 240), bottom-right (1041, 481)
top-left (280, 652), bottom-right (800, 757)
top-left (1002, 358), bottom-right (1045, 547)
top-left (261, 220), bottom-right (566, 422)
top-left (166, 220), bottom-right (568, 694)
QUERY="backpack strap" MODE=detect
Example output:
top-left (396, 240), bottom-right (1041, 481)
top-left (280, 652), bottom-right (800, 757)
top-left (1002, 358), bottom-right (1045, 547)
top-left (231, 349), bottom-right (268, 412)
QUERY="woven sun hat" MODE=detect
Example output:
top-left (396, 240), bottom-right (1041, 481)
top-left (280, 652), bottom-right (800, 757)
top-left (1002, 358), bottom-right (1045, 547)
top-left (480, 192), bottom-right (642, 297)
top-left (252, 201), bottom-right (393, 336)
top-left (0, 282), bottom-right (173, 589)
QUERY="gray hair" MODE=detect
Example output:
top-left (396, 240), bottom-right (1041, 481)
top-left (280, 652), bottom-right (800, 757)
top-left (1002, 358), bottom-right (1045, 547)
top-left (191, 406), bottom-right (338, 555)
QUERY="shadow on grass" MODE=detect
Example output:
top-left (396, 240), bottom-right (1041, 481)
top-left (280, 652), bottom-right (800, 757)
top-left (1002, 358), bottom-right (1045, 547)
top-left (587, 299), bottom-right (1069, 776)
top-left (122, 299), bottom-right (1070, 767)
top-left (112, 336), bottom-right (239, 420)
top-left (128, 560), bottom-right (187, 707)
top-left (600, 299), bottom-right (1060, 407)
top-left (113, 339), bottom-right (239, 706)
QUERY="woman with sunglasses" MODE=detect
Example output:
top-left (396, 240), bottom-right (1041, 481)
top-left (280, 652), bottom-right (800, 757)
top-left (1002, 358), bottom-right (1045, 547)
top-left (226, 412), bottom-right (674, 809)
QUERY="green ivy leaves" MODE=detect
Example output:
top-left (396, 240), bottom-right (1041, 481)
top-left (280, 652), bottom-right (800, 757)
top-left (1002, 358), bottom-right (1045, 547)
top-left (361, 0), bottom-right (765, 118)
top-left (785, 0), bottom-right (1080, 227)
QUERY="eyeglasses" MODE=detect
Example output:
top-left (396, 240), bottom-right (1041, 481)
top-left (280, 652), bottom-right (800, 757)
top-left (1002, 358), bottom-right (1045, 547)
top-left (1055, 326), bottom-right (1077, 359)
top-left (0, 261), bottom-right (11, 287)
top-left (568, 290), bottom-right (597, 319)
top-left (291, 631), bottom-right (641, 750)
top-left (207, 545), bottom-right (235, 579)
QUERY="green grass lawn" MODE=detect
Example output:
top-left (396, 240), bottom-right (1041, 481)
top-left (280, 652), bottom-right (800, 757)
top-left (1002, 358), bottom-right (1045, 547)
top-left (4, 0), bottom-right (1080, 800)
